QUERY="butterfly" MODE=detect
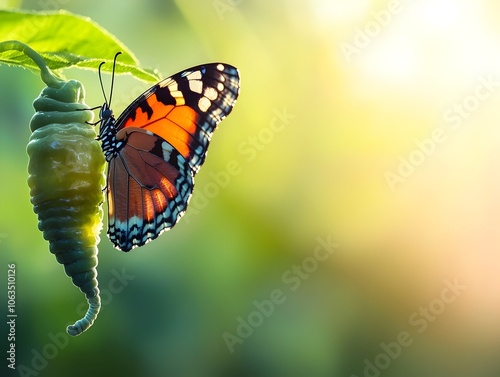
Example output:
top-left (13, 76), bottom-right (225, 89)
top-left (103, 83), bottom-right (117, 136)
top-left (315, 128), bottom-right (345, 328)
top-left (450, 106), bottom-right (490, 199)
top-left (95, 53), bottom-right (240, 251)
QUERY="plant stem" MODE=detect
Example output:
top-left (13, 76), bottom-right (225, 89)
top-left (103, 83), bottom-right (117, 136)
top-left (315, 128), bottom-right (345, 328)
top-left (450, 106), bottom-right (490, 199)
top-left (0, 40), bottom-right (63, 88)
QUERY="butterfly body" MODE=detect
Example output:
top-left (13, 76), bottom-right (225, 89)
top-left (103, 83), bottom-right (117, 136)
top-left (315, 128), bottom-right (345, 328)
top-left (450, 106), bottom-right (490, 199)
top-left (98, 63), bottom-right (240, 251)
top-left (97, 103), bottom-right (121, 161)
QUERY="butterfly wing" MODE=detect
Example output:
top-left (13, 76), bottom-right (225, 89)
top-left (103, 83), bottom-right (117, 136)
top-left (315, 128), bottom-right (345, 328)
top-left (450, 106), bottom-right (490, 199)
top-left (107, 63), bottom-right (240, 251)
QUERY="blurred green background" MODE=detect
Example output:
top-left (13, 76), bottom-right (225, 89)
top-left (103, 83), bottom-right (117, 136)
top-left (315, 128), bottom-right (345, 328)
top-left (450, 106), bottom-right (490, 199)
top-left (2, 0), bottom-right (500, 376)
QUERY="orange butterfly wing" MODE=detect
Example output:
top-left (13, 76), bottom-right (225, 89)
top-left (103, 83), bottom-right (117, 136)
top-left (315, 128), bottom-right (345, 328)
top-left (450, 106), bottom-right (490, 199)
top-left (105, 64), bottom-right (240, 251)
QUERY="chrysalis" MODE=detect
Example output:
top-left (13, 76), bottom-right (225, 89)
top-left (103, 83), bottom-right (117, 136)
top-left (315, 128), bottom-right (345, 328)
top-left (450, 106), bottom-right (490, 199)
top-left (27, 78), bottom-right (106, 336)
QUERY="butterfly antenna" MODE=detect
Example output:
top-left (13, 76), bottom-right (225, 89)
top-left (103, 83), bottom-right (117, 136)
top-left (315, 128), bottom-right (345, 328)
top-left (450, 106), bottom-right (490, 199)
top-left (98, 61), bottom-right (108, 105)
top-left (108, 52), bottom-right (122, 107)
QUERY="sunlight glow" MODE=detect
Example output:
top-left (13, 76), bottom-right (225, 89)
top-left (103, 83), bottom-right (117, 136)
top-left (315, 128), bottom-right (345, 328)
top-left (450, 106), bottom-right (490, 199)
top-left (413, 0), bottom-right (469, 29)
top-left (354, 0), bottom-right (500, 84)
top-left (362, 35), bottom-right (418, 83)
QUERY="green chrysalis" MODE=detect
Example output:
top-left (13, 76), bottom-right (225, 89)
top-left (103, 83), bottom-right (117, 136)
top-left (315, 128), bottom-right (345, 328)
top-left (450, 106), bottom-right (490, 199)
top-left (27, 79), bottom-right (106, 336)
top-left (1, 40), bottom-right (108, 336)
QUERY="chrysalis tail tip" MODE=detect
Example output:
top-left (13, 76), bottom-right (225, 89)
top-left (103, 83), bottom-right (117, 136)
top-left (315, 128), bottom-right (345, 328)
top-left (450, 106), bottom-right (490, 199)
top-left (66, 295), bottom-right (101, 336)
top-left (66, 325), bottom-right (81, 337)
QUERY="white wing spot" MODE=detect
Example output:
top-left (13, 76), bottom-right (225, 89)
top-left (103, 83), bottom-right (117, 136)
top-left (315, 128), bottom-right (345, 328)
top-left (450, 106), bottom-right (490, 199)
top-left (216, 64), bottom-right (225, 71)
top-left (169, 81), bottom-right (186, 104)
top-left (204, 87), bottom-right (218, 100)
top-left (168, 81), bottom-right (178, 91)
top-left (198, 97), bottom-right (211, 112)
top-left (189, 80), bottom-right (203, 94)
top-left (186, 71), bottom-right (202, 80)
top-left (217, 83), bottom-right (224, 91)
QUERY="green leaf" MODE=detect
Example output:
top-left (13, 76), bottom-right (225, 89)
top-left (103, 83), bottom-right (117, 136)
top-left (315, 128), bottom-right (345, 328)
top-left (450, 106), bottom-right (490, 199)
top-left (0, 9), bottom-right (160, 82)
